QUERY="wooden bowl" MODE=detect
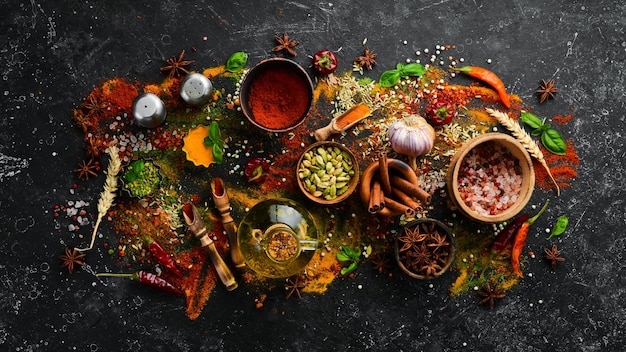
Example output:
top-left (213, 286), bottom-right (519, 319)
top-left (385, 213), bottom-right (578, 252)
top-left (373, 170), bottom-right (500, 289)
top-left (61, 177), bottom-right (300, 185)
top-left (296, 141), bottom-right (359, 205)
top-left (446, 132), bottom-right (534, 223)
top-left (239, 58), bottom-right (314, 132)
top-left (394, 218), bottom-right (455, 279)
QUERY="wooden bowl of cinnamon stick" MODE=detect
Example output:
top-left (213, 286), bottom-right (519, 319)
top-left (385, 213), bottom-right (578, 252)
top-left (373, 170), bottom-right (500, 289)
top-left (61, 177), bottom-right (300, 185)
top-left (359, 153), bottom-right (431, 217)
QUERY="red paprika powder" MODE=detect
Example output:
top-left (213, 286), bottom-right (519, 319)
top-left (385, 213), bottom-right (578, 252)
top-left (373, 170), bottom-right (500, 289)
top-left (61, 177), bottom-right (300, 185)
top-left (248, 66), bottom-right (311, 130)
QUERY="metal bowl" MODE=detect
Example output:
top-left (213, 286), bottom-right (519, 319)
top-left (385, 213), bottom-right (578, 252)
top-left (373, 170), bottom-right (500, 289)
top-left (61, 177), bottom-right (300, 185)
top-left (239, 58), bottom-right (314, 132)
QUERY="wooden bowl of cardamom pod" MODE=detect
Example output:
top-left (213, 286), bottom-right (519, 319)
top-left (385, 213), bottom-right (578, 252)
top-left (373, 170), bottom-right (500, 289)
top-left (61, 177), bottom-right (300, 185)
top-left (296, 141), bottom-right (359, 205)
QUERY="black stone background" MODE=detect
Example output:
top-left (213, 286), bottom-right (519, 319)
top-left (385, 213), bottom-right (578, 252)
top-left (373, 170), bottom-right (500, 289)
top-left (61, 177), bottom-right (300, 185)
top-left (1, 0), bottom-right (625, 351)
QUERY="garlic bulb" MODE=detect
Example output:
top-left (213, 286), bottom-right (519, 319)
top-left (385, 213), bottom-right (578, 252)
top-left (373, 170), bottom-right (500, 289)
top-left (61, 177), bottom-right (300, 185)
top-left (388, 114), bottom-right (435, 170)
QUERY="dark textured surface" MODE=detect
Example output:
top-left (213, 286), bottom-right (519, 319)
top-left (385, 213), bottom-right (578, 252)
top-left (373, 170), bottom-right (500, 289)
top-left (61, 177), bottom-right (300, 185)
top-left (1, 0), bottom-right (625, 351)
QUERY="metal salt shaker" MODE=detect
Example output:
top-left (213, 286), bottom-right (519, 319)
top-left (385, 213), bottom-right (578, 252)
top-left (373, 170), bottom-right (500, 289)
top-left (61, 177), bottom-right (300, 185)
top-left (132, 93), bottom-right (166, 128)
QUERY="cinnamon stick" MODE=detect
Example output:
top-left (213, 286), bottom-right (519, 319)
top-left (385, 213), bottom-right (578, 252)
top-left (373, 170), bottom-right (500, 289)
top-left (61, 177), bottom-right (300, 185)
top-left (378, 152), bottom-right (392, 196)
top-left (384, 196), bottom-right (416, 218)
top-left (391, 187), bottom-right (421, 210)
top-left (368, 180), bottom-right (384, 214)
top-left (389, 174), bottom-right (431, 205)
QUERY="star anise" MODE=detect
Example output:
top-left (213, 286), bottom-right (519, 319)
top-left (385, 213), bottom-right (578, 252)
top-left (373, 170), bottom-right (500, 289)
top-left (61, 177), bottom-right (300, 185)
top-left (407, 243), bottom-right (432, 270)
top-left (285, 275), bottom-right (306, 299)
top-left (536, 79), bottom-right (559, 103)
top-left (82, 95), bottom-right (108, 118)
top-left (161, 50), bottom-right (194, 79)
top-left (74, 159), bottom-right (99, 180)
top-left (73, 110), bottom-right (94, 132)
top-left (59, 247), bottom-right (86, 274)
top-left (544, 244), bottom-right (565, 269)
top-left (398, 225), bottom-right (427, 252)
top-left (422, 260), bottom-right (442, 277)
top-left (84, 136), bottom-right (103, 159)
top-left (426, 231), bottom-right (449, 252)
top-left (370, 253), bottom-right (392, 274)
top-left (272, 32), bottom-right (299, 57)
top-left (354, 47), bottom-right (378, 70)
top-left (477, 282), bottom-right (506, 309)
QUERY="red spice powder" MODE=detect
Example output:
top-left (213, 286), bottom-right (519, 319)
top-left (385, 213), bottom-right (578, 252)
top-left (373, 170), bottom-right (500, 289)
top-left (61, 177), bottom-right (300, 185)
top-left (100, 78), bottom-right (139, 117)
top-left (553, 114), bottom-right (574, 125)
top-left (533, 140), bottom-right (579, 190)
top-left (248, 66), bottom-right (311, 130)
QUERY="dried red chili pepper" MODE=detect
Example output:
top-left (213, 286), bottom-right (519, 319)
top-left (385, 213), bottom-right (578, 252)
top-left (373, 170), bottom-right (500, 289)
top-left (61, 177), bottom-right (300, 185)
top-left (511, 200), bottom-right (549, 278)
top-left (490, 213), bottom-right (529, 252)
top-left (244, 157), bottom-right (269, 183)
top-left (425, 100), bottom-right (455, 126)
top-left (145, 237), bottom-right (183, 278)
top-left (96, 271), bottom-right (184, 295)
top-left (312, 50), bottom-right (338, 75)
top-left (452, 66), bottom-right (511, 108)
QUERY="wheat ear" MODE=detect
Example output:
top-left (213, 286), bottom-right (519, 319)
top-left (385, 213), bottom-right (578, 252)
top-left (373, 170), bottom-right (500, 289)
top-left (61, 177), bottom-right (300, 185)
top-left (77, 145), bottom-right (122, 252)
top-left (486, 108), bottom-right (560, 196)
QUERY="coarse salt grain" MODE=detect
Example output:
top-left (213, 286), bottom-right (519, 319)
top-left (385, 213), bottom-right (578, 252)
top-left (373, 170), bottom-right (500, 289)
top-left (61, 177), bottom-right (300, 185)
top-left (457, 141), bottom-right (522, 216)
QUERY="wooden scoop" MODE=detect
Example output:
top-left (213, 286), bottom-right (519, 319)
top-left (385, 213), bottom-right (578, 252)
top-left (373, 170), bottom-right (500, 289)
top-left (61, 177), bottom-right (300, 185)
top-left (314, 103), bottom-right (371, 141)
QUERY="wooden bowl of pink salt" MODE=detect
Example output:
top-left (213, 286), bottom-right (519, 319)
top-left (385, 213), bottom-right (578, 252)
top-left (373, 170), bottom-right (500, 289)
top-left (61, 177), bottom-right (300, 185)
top-left (447, 132), bottom-right (534, 223)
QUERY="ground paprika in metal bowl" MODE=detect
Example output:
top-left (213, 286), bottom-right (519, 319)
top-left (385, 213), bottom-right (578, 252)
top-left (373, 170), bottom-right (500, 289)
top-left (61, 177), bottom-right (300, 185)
top-left (239, 58), bottom-right (314, 132)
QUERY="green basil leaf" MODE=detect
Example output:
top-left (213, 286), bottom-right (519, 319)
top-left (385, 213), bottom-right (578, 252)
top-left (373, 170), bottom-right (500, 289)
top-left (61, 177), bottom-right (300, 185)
top-left (396, 63), bottom-right (405, 71)
top-left (212, 143), bottom-right (223, 164)
top-left (350, 248), bottom-right (362, 261)
top-left (402, 63), bottom-right (426, 77)
top-left (132, 160), bottom-right (145, 174)
top-left (203, 136), bottom-right (213, 147)
top-left (225, 52), bottom-right (248, 73)
top-left (521, 111), bottom-right (544, 129)
top-left (340, 261), bottom-right (358, 275)
top-left (209, 121), bottom-right (221, 142)
top-left (342, 245), bottom-right (354, 257)
top-left (541, 128), bottom-right (567, 155)
top-left (547, 215), bottom-right (569, 239)
top-left (379, 69), bottom-right (401, 87)
top-left (336, 251), bottom-right (351, 262)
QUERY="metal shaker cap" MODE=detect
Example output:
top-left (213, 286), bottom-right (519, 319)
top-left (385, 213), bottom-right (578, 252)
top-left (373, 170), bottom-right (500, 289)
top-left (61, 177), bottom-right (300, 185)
top-left (132, 93), bottom-right (166, 128)
top-left (180, 73), bottom-right (213, 106)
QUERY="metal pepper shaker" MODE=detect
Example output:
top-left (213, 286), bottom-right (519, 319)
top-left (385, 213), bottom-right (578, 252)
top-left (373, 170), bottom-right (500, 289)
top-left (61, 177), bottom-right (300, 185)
top-left (180, 73), bottom-right (213, 106)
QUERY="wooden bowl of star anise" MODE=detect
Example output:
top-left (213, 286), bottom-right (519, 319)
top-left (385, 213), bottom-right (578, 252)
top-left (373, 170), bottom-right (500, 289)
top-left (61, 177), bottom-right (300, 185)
top-left (394, 218), bottom-right (455, 279)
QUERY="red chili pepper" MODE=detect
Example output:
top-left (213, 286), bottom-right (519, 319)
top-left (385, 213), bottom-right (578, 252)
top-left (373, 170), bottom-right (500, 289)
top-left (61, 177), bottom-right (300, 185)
top-left (96, 271), bottom-right (184, 295)
top-left (244, 157), bottom-right (270, 183)
top-left (425, 100), bottom-right (455, 126)
top-left (452, 66), bottom-right (511, 108)
top-left (490, 213), bottom-right (529, 252)
top-left (312, 50), bottom-right (338, 75)
top-left (145, 237), bottom-right (183, 278)
top-left (511, 200), bottom-right (549, 278)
